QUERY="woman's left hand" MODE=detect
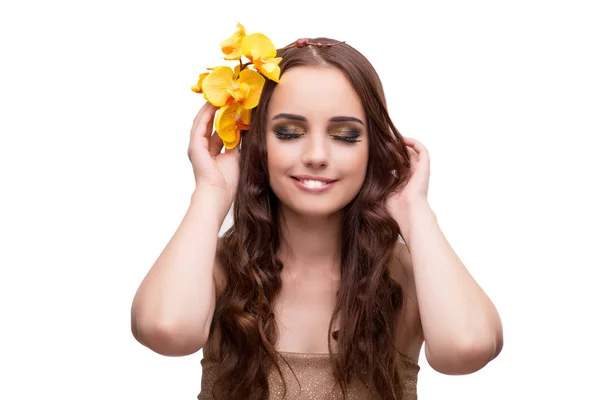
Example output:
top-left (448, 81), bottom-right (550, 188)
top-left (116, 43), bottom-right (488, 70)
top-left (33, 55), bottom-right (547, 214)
top-left (386, 137), bottom-right (431, 221)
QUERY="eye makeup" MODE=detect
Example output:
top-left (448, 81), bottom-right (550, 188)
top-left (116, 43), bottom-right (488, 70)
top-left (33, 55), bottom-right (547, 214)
top-left (329, 126), bottom-right (362, 143)
top-left (273, 124), bottom-right (305, 140)
top-left (271, 123), bottom-right (363, 143)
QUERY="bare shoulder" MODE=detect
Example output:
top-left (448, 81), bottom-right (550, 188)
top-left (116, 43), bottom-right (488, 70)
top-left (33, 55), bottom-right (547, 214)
top-left (389, 238), bottom-right (424, 362)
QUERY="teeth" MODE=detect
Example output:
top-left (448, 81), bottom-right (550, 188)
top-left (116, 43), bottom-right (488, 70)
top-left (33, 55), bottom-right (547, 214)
top-left (300, 179), bottom-right (327, 188)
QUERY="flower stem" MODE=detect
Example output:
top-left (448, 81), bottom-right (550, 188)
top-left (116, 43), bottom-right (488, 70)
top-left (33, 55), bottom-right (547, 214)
top-left (239, 60), bottom-right (253, 72)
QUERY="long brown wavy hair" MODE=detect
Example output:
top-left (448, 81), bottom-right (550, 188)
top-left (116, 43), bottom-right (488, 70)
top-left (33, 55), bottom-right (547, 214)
top-left (209, 38), bottom-right (412, 399)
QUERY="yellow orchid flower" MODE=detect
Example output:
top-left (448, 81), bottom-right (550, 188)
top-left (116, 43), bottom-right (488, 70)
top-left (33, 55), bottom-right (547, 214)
top-left (202, 66), bottom-right (265, 109)
top-left (220, 22), bottom-right (245, 60)
top-left (234, 69), bottom-right (265, 108)
top-left (241, 33), bottom-right (282, 82)
top-left (241, 33), bottom-right (275, 62)
top-left (215, 102), bottom-right (251, 149)
top-left (191, 23), bottom-right (287, 149)
top-left (191, 72), bottom-right (209, 93)
top-left (253, 57), bottom-right (282, 83)
top-left (201, 67), bottom-right (235, 106)
top-left (191, 66), bottom-right (235, 94)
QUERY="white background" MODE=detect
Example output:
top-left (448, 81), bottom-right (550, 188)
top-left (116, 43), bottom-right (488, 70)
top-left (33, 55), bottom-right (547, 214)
top-left (1, 0), bottom-right (599, 399)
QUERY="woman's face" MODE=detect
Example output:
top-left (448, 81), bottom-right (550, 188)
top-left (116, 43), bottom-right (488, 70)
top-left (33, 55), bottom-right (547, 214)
top-left (266, 66), bottom-right (369, 218)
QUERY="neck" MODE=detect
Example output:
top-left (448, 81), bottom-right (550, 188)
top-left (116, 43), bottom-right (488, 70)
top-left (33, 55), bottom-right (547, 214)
top-left (277, 206), bottom-right (343, 279)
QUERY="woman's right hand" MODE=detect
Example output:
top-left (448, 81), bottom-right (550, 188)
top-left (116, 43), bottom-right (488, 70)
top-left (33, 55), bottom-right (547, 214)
top-left (188, 102), bottom-right (240, 209)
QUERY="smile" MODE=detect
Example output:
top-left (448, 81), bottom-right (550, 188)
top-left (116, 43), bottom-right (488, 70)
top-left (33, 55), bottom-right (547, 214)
top-left (291, 176), bottom-right (337, 192)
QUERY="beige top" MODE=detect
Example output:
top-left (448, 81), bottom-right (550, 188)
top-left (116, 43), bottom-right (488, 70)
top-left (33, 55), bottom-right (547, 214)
top-left (197, 351), bottom-right (419, 399)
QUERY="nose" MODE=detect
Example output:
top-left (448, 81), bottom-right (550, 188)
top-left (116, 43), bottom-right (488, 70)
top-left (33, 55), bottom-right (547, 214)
top-left (301, 133), bottom-right (329, 169)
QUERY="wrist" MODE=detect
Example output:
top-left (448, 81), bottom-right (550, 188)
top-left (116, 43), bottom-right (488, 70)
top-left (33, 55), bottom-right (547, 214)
top-left (392, 197), bottom-right (430, 219)
top-left (191, 186), bottom-right (232, 222)
top-left (394, 200), bottom-right (435, 237)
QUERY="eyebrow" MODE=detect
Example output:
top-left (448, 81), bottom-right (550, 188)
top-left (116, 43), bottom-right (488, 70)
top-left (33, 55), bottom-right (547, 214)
top-left (272, 113), bottom-right (364, 125)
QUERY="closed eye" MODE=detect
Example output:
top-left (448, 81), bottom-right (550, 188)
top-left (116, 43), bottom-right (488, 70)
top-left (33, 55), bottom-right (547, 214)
top-left (331, 134), bottom-right (361, 143)
top-left (272, 125), bottom-right (363, 143)
top-left (330, 127), bottom-right (362, 143)
top-left (273, 125), bottom-right (305, 140)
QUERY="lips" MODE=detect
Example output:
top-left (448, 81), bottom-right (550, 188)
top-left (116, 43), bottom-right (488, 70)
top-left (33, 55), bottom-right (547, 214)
top-left (291, 175), bottom-right (337, 192)
top-left (292, 175), bottom-right (337, 184)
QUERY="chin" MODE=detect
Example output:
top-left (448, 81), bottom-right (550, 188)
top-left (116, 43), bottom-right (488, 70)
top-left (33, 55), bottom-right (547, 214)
top-left (277, 193), bottom-right (353, 219)
top-left (287, 202), bottom-right (343, 218)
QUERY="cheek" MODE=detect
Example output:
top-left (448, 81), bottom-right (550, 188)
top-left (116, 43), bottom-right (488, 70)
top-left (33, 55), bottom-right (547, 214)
top-left (358, 145), bottom-right (369, 171)
top-left (339, 145), bottom-right (369, 178)
top-left (266, 141), bottom-right (296, 191)
top-left (266, 139), bottom-right (287, 173)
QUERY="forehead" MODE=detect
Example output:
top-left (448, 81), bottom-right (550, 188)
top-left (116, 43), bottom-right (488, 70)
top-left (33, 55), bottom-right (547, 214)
top-left (267, 66), bottom-right (365, 121)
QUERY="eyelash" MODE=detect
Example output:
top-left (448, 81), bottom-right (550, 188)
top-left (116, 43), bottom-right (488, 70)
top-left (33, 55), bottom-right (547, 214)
top-left (273, 129), bottom-right (302, 140)
top-left (273, 128), bottom-right (362, 143)
top-left (334, 134), bottom-right (361, 143)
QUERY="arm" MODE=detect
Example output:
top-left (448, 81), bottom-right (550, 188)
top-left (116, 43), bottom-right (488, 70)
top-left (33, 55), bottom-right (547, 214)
top-left (395, 200), bottom-right (503, 375)
top-left (130, 188), bottom-right (228, 357)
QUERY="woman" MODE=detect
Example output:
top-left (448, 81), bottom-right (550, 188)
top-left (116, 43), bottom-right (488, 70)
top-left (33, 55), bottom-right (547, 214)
top-left (131, 37), bottom-right (503, 399)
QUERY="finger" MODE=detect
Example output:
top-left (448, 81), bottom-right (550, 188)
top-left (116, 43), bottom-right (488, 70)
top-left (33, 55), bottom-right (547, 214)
top-left (404, 137), bottom-right (428, 156)
top-left (191, 102), bottom-right (217, 141)
top-left (191, 107), bottom-right (218, 156)
top-left (191, 102), bottom-right (213, 134)
top-left (203, 107), bottom-right (217, 141)
top-left (407, 147), bottom-right (419, 170)
top-left (407, 146), bottom-right (419, 159)
top-left (208, 130), bottom-right (224, 157)
top-left (192, 100), bottom-right (213, 122)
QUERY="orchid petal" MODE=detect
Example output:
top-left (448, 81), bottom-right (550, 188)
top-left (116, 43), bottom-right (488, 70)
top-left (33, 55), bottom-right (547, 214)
top-left (237, 69), bottom-right (265, 109)
top-left (202, 67), bottom-right (235, 107)
top-left (242, 33), bottom-right (277, 62)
